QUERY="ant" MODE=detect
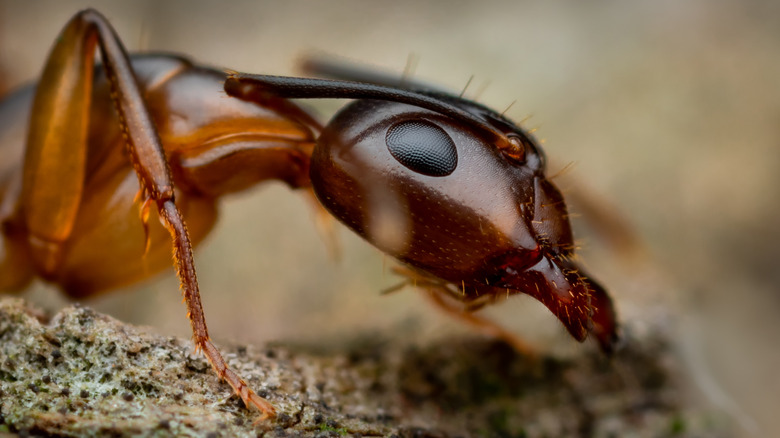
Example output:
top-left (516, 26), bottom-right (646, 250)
top-left (0, 9), bottom-right (618, 421)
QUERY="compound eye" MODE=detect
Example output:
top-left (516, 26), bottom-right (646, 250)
top-left (386, 120), bottom-right (457, 177)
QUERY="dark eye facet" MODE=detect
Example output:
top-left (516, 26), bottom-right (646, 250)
top-left (385, 120), bottom-right (457, 177)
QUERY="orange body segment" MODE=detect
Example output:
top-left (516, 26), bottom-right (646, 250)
top-left (0, 9), bottom-right (317, 420)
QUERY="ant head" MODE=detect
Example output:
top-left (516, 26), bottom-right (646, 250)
top-left (310, 92), bottom-right (573, 281)
top-left (225, 73), bottom-right (618, 353)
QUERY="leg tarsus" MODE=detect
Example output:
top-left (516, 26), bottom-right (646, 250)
top-left (160, 199), bottom-right (275, 421)
top-left (201, 340), bottom-right (276, 421)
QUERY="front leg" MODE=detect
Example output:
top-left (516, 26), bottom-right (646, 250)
top-left (391, 266), bottom-right (537, 357)
top-left (21, 9), bottom-right (275, 420)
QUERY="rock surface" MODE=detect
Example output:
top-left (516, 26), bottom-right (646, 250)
top-left (0, 297), bottom-right (723, 437)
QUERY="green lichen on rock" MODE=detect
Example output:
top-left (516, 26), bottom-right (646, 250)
top-left (0, 297), bottom-right (725, 437)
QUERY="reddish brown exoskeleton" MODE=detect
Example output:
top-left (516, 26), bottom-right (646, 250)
top-left (0, 9), bottom-right (618, 420)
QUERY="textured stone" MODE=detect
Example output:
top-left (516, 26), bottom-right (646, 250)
top-left (0, 297), bottom-right (724, 437)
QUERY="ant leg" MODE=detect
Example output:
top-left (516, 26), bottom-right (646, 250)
top-left (300, 188), bottom-right (341, 260)
top-left (392, 266), bottom-right (536, 356)
top-left (562, 181), bottom-right (646, 266)
top-left (423, 284), bottom-right (537, 357)
top-left (22, 9), bottom-right (274, 420)
top-left (159, 201), bottom-right (275, 420)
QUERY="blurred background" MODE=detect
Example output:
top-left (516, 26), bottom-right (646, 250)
top-left (1, 1), bottom-right (778, 435)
